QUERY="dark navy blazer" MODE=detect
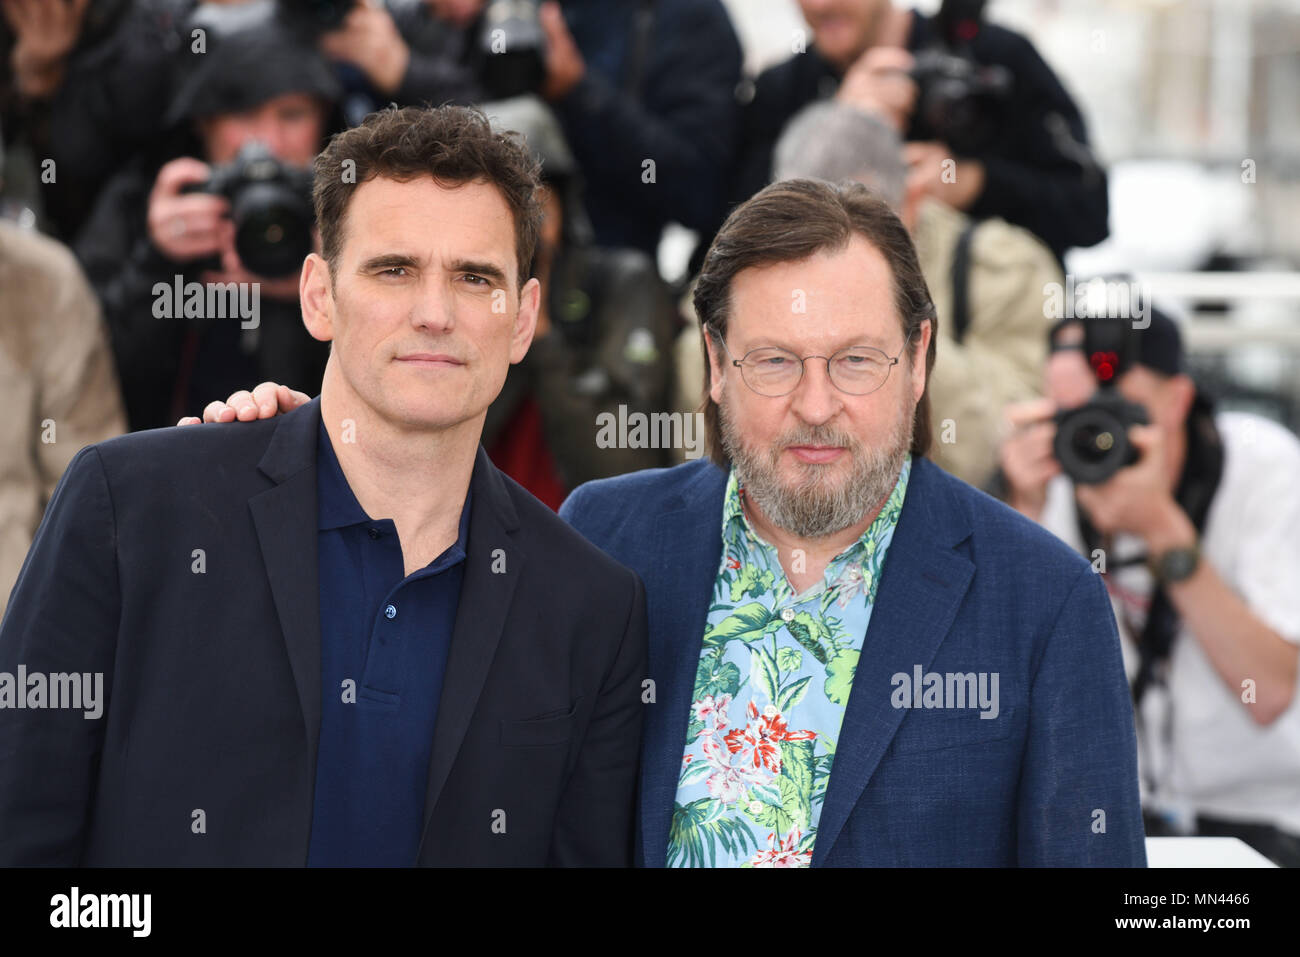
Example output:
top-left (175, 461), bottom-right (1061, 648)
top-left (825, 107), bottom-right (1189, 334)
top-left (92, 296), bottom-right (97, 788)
top-left (561, 455), bottom-right (1147, 867)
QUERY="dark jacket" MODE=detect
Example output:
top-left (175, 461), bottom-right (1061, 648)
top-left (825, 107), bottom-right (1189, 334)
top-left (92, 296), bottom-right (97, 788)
top-left (733, 9), bottom-right (1108, 260)
top-left (547, 0), bottom-right (743, 255)
top-left (0, 398), bottom-right (648, 865)
top-left (561, 456), bottom-right (1147, 866)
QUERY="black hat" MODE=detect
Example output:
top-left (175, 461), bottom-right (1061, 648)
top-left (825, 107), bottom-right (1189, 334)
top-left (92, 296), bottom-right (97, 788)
top-left (166, 1), bottom-right (341, 127)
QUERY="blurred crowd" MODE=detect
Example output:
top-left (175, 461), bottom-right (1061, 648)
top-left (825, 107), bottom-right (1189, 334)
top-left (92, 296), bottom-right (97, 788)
top-left (2, 0), bottom-right (1298, 864)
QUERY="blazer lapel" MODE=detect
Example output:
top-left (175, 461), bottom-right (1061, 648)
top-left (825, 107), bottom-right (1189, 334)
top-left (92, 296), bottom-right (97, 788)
top-left (417, 448), bottom-right (522, 858)
top-left (811, 457), bottom-right (975, 866)
top-left (247, 399), bottom-right (325, 785)
top-left (639, 463), bottom-right (728, 868)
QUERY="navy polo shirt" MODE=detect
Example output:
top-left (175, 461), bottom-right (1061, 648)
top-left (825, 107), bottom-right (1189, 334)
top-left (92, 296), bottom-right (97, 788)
top-left (307, 420), bottom-right (471, 866)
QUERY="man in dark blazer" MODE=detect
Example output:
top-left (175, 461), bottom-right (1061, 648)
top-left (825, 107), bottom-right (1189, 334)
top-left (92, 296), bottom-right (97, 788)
top-left (0, 105), bottom-right (647, 866)
top-left (560, 179), bottom-right (1146, 867)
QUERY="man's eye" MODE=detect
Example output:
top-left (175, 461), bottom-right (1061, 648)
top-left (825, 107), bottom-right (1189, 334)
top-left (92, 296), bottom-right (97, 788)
top-left (758, 356), bottom-right (789, 367)
top-left (461, 274), bottom-right (489, 286)
top-left (380, 267), bottom-right (408, 277)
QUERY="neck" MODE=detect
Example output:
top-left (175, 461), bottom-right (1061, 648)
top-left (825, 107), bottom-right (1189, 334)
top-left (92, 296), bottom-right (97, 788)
top-left (744, 483), bottom-right (894, 594)
top-left (319, 360), bottom-right (480, 574)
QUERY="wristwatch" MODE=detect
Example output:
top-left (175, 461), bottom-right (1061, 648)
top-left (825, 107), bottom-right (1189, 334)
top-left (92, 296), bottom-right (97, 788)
top-left (1149, 541), bottom-right (1201, 586)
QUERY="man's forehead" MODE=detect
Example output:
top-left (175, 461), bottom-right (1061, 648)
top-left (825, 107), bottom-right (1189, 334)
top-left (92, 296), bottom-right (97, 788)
top-left (343, 175), bottom-right (515, 267)
top-left (727, 238), bottom-right (899, 342)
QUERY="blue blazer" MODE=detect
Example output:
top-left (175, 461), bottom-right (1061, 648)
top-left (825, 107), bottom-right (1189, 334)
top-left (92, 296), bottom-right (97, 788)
top-left (561, 455), bottom-right (1147, 866)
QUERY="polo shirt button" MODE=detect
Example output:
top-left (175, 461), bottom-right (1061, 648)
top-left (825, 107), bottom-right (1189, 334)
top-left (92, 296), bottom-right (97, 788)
top-left (781, 607), bottom-right (796, 622)
top-left (368, 528), bottom-right (381, 539)
top-left (385, 604), bottom-right (397, 620)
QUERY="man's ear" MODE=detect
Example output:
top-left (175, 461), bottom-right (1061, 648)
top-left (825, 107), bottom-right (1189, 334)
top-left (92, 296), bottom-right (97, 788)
top-left (510, 276), bottom-right (541, 364)
top-left (300, 253), bottom-right (335, 343)
top-left (1169, 372), bottom-right (1197, 424)
top-left (704, 328), bottom-right (727, 405)
top-left (909, 317), bottom-right (932, 403)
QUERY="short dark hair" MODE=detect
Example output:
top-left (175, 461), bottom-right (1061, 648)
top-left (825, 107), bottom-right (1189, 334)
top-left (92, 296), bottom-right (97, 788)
top-left (312, 104), bottom-right (543, 289)
top-left (694, 178), bottom-right (938, 464)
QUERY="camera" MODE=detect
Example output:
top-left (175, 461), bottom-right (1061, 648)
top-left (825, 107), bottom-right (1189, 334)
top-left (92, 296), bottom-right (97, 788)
top-left (1051, 313), bottom-right (1150, 485)
top-left (908, 0), bottom-right (1011, 155)
top-left (180, 141), bottom-right (316, 279)
top-left (477, 0), bottom-right (546, 100)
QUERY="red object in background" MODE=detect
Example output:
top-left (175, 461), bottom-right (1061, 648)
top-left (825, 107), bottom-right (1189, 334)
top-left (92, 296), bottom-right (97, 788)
top-left (486, 396), bottom-right (568, 511)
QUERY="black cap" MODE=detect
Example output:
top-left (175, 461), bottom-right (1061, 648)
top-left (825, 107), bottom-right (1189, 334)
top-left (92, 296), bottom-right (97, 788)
top-left (166, 2), bottom-right (341, 127)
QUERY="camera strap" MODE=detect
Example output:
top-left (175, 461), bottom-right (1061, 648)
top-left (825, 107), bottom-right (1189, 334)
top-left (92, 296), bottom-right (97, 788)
top-left (949, 220), bottom-right (978, 344)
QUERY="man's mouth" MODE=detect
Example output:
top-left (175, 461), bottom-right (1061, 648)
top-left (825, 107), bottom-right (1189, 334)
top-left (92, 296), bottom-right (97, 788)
top-left (786, 445), bottom-right (846, 465)
top-left (394, 353), bottom-right (465, 368)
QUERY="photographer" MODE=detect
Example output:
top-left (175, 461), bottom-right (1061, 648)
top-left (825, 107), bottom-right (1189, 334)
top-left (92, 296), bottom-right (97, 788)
top-left (443, 0), bottom-right (742, 258)
top-left (999, 307), bottom-right (1300, 867)
top-left (733, 0), bottom-right (1107, 263)
top-left (73, 8), bottom-right (337, 430)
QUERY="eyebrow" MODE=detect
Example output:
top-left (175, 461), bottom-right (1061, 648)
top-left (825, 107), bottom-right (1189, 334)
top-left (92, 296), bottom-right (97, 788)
top-left (358, 253), bottom-right (420, 272)
top-left (448, 258), bottom-right (509, 286)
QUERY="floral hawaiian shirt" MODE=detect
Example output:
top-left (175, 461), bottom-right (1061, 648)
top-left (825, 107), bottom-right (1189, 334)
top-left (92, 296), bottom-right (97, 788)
top-left (667, 456), bottom-right (911, 867)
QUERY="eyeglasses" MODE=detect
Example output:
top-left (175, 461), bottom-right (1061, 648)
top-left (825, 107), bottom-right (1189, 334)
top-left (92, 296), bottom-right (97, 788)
top-left (711, 327), bottom-right (909, 397)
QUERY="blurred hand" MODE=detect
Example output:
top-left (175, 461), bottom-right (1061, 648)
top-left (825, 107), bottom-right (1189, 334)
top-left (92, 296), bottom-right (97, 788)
top-left (177, 382), bottom-right (311, 426)
top-left (3, 0), bottom-right (90, 98)
top-left (147, 158), bottom-right (229, 263)
top-left (904, 141), bottom-right (986, 212)
top-left (539, 1), bottom-right (584, 101)
top-left (835, 46), bottom-right (916, 132)
top-left (999, 397), bottom-right (1060, 520)
top-left (319, 2), bottom-right (410, 95)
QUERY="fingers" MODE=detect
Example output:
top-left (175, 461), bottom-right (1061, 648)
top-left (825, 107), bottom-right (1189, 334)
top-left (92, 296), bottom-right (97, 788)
top-left (202, 400), bottom-right (237, 424)
top-left (280, 385), bottom-right (312, 411)
top-left (1003, 397), bottom-right (1057, 430)
top-left (176, 416), bottom-right (201, 427)
top-left (251, 382), bottom-right (283, 417)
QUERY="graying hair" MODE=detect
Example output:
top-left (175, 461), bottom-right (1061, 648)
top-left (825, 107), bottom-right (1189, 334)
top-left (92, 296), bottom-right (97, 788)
top-left (773, 101), bottom-right (908, 212)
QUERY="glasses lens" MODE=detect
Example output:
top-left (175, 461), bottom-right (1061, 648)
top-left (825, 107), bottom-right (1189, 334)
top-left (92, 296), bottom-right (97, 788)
top-left (742, 348), bottom-right (803, 395)
top-left (829, 347), bottom-right (892, 395)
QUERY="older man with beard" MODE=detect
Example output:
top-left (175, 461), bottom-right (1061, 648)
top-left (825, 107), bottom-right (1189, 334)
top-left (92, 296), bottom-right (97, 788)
top-left (188, 178), bottom-right (1146, 868)
top-left (563, 178), bottom-right (1144, 868)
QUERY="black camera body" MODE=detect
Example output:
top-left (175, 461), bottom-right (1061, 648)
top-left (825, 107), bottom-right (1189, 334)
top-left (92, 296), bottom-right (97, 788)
top-left (1051, 309), bottom-right (1151, 485)
top-left (1053, 389), bottom-right (1149, 485)
top-left (908, 0), bottom-right (1011, 154)
top-left (477, 0), bottom-right (546, 100)
top-left (181, 141), bottom-right (316, 279)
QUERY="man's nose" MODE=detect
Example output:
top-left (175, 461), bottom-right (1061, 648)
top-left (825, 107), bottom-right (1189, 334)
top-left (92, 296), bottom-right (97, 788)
top-left (788, 357), bottom-right (843, 426)
top-left (410, 285), bottom-right (457, 334)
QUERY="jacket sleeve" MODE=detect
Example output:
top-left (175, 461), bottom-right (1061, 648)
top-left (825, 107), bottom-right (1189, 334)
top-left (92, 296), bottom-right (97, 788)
top-left (551, 0), bottom-right (742, 233)
top-left (1015, 564), bottom-right (1147, 866)
top-left (965, 29), bottom-right (1109, 256)
top-left (0, 446), bottom-right (121, 865)
top-left (547, 567), bottom-right (649, 866)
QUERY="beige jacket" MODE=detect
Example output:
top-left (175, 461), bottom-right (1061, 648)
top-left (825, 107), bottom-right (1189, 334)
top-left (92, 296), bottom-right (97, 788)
top-left (0, 222), bottom-right (126, 617)
top-left (913, 199), bottom-right (1058, 487)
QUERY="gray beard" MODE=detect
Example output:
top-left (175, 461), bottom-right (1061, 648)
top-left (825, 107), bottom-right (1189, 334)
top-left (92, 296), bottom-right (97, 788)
top-left (718, 398), bottom-right (914, 541)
